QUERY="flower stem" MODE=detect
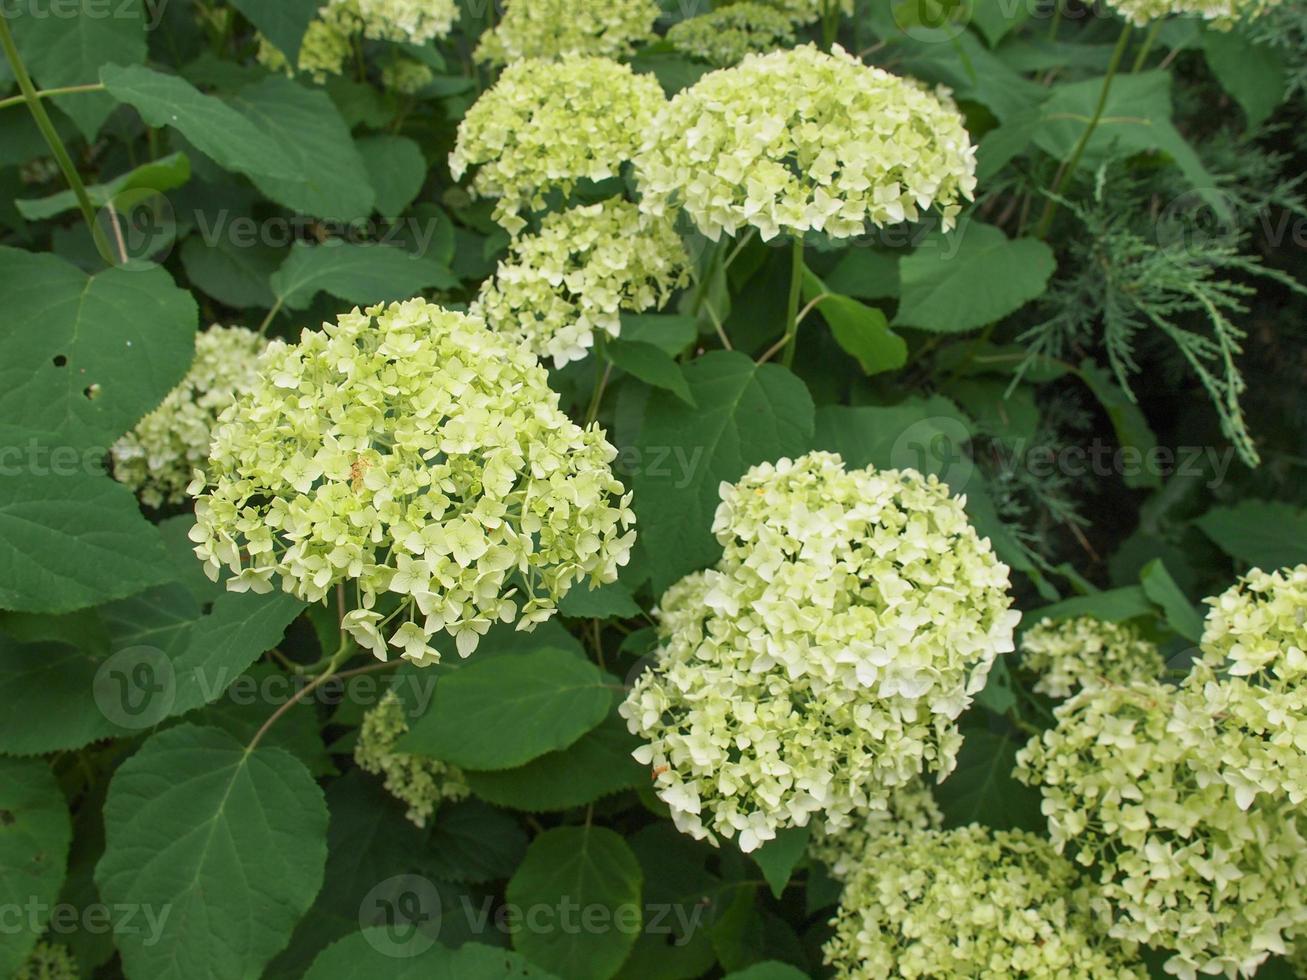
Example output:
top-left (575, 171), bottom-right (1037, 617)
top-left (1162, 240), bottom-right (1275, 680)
top-left (248, 638), bottom-right (355, 752)
top-left (0, 16), bottom-right (110, 257)
top-left (1034, 22), bottom-right (1133, 240)
top-left (0, 81), bottom-right (105, 113)
top-left (780, 236), bottom-right (805, 369)
top-left (1131, 21), bottom-right (1161, 73)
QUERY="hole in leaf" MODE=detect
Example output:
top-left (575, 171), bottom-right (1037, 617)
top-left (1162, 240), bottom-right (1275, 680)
top-left (52, 355), bottom-right (67, 367)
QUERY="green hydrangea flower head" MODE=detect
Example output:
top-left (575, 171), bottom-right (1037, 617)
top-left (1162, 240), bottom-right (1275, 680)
top-left (667, 3), bottom-right (796, 67)
top-left (449, 55), bottom-right (666, 233)
top-left (329, 0), bottom-right (459, 42)
top-left (721, 0), bottom-right (853, 26)
top-left (15, 942), bottom-right (78, 980)
top-left (471, 199), bottom-right (690, 367)
top-left (474, 0), bottom-right (660, 66)
top-left (356, 689), bottom-right (468, 826)
top-left (1016, 679), bottom-right (1307, 979)
top-left (809, 780), bottom-right (943, 882)
top-left (381, 55), bottom-right (435, 94)
top-left (635, 43), bottom-right (976, 242)
top-left (824, 825), bottom-right (1145, 979)
top-left (620, 452), bottom-right (1020, 852)
top-left (187, 299), bottom-right (636, 666)
top-left (256, 3), bottom-right (357, 81)
top-left (1105, 0), bottom-right (1285, 28)
top-left (1019, 615), bottom-right (1164, 699)
top-left (112, 325), bottom-right (266, 509)
top-left (1198, 564), bottom-right (1307, 682)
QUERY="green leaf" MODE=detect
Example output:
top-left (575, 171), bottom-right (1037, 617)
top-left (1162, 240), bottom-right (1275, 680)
top-left (463, 713), bottom-right (645, 812)
top-left (0, 474), bottom-right (174, 613)
top-left (226, 76), bottom-right (375, 221)
top-left (894, 222), bottom-right (1056, 333)
top-left (801, 269), bottom-right (906, 376)
top-left (823, 248), bottom-right (900, 300)
top-left (936, 729), bottom-right (1042, 832)
top-left (304, 932), bottom-right (561, 980)
top-left (0, 758), bottom-right (72, 978)
top-left (974, 655), bottom-right (1017, 715)
top-left (607, 340), bottom-right (695, 405)
top-left (180, 234), bottom-right (281, 309)
top-left (619, 313), bottom-right (697, 356)
top-left (1196, 501), bottom-right (1307, 571)
top-left (101, 64), bottom-right (300, 185)
top-left (751, 826), bottom-right (810, 899)
top-left (1140, 559), bottom-right (1203, 643)
top-left (723, 964), bottom-right (811, 980)
top-left (0, 247), bottom-right (197, 448)
top-left (226, 0), bottom-right (319, 64)
top-left (557, 581), bottom-right (642, 619)
top-left (1202, 29), bottom-right (1286, 129)
top-left (969, 0), bottom-right (1031, 47)
top-left (1028, 585), bottom-right (1155, 625)
top-left (634, 352), bottom-right (814, 593)
top-left (400, 648), bottom-right (612, 770)
top-left (271, 241), bottom-right (457, 310)
top-left (1075, 360), bottom-right (1160, 490)
top-left (16, 152), bottom-right (191, 221)
top-left (9, 0), bottom-right (148, 139)
top-left (506, 826), bottom-right (643, 980)
top-left (424, 799), bottom-right (529, 883)
top-left (357, 135), bottom-right (427, 219)
top-left (95, 724), bottom-right (328, 980)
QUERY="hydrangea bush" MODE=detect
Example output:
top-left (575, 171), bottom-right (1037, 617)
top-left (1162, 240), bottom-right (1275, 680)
top-left (1, 2), bottom-right (1305, 979)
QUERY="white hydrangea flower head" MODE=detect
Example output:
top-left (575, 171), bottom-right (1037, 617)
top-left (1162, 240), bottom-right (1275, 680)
top-left (449, 55), bottom-right (666, 233)
top-left (474, 0), bottom-right (660, 66)
top-left (15, 942), bottom-right (78, 980)
top-left (666, 3), bottom-right (796, 67)
top-left (1019, 615), bottom-right (1164, 699)
top-left (471, 200), bottom-right (690, 367)
top-left (381, 55), bottom-right (435, 94)
top-left (112, 326), bottom-right (266, 509)
top-left (1016, 680), bottom-right (1307, 979)
top-left (1104, 0), bottom-right (1284, 29)
top-left (721, 0), bottom-right (853, 26)
top-left (329, 0), bottom-right (458, 43)
top-left (356, 689), bottom-right (468, 826)
top-left (634, 44), bottom-right (977, 242)
top-left (824, 825), bottom-right (1145, 979)
top-left (187, 299), bottom-right (636, 666)
top-left (620, 452), bottom-right (1020, 852)
top-left (809, 780), bottom-right (942, 882)
top-left (256, 3), bottom-right (357, 81)
top-left (1198, 564), bottom-right (1307, 682)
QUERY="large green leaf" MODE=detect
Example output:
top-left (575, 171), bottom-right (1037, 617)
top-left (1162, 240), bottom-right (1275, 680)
top-left (96, 724), bottom-right (328, 980)
top-left (895, 222), bottom-right (1055, 333)
top-left (506, 827), bottom-right (643, 980)
top-left (801, 269), bottom-right (905, 375)
top-left (936, 729), bottom-right (1043, 832)
top-left (304, 932), bottom-right (561, 980)
top-left (0, 758), bottom-right (72, 978)
top-left (634, 352), bottom-right (814, 593)
top-left (16, 152), bottom-right (191, 221)
top-left (423, 799), bottom-right (529, 884)
top-left (180, 235), bottom-right (282, 309)
top-left (607, 340), bottom-right (695, 405)
top-left (101, 64), bottom-right (300, 185)
top-left (750, 826), bottom-right (810, 900)
top-left (463, 713), bottom-right (645, 812)
top-left (1140, 558), bottom-right (1202, 643)
top-left (356, 135), bottom-right (428, 219)
top-left (400, 648), bottom-right (612, 770)
top-left (271, 241), bottom-right (457, 310)
top-left (1202, 29), bottom-right (1286, 130)
top-left (9, 0), bottom-right (148, 138)
top-left (226, 76), bottom-right (375, 221)
top-left (0, 474), bottom-right (175, 613)
top-left (226, 0), bottom-right (320, 64)
top-left (1196, 501), bottom-right (1307, 571)
top-left (0, 247), bottom-right (197, 448)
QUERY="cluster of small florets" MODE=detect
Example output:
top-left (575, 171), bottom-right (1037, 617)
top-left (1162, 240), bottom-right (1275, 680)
top-left (809, 780), bottom-right (943, 882)
top-left (380, 56), bottom-right (434, 94)
top-left (1104, 0), bottom-right (1284, 29)
top-left (634, 44), bottom-right (976, 242)
top-left (1019, 616), bottom-right (1164, 699)
top-left (112, 326), bottom-right (265, 509)
top-left (356, 689), bottom-right (468, 826)
top-left (328, 0), bottom-right (458, 43)
top-left (667, 3), bottom-right (796, 67)
top-left (474, 0), bottom-right (659, 65)
top-left (187, 299), bottom-right (635, 666)
top-left (823, 825), bottom-right (1144, 979)
top-left (449, 55), bottom-right (665, 233)
top-left (472, 200), bottom-right (689, 367)
top-left (721, 0), bottom-right (853, 25)
top-left (15, 942), bottom-right (78, 980)
top-left (621, 452), bottom-right (1020, 852)
top-left (257, 3), bottom-right (356, 80)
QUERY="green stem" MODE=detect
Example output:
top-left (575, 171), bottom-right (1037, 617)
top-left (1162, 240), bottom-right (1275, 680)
top-left (1131, 20), bottom-right (1160, 72)
top-left (258, 297), bottom-right (285, 336)
top-left (0, 17), bottom-right (108, 255)
top-left (780, 236), bottom-right (805, 369)
top-left (1034, 22), bottom-right (1133, 240)
top-left (820, 0), bottom-right (839, 51)
top-left (248, 638), bottom-right (355, 751)
top-left (0, 81), bottom-right (106, 113)
top-left (1046, 0), bottom-right (1063, 41)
